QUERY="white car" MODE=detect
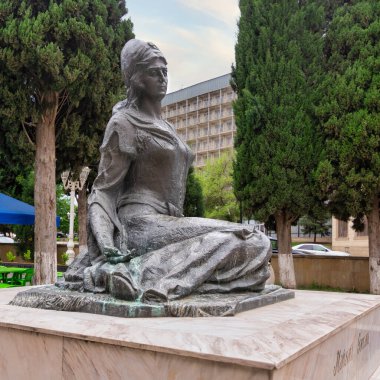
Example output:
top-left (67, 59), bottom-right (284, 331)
top-left (292, 243), bottom-right (350, 256)
top-left (0, 236), bottom-right (15, 243)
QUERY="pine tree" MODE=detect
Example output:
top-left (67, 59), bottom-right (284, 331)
top-left (0, 0), bottom-right (133, 284)
top-left (0, 107), bottom-right (34, 197)
top-left (316, 0), bottom-right (380, 293)
top-left (299, 211), bottom-right (331, 242)
top-left (232, 0), bottom-right (325, 288)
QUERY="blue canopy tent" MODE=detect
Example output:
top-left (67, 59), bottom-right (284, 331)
top-left (0, 193), bottom-right (60, 226)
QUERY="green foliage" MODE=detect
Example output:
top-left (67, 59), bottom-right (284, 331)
top-left (299, 211), bottom-right (331, 241)
top-left (5, 251), bottom-right (16, 262)
top-left (0, 1), bottom-right (134, 271)
top-left (198, 153), bottom-right (239, 222)
top-left (298, 282), bottom-right (362, 293)
top-left (0, 0), bottom-right (134, 175)
top-left (0, 140), bottom-right (34, 198)
top-left (23, 249), bottom-right (32, 261)
top-left (315, 0), bottom-right (380, 221)
top-left (0, 0), bottom-right (133, 101)
top-left (232, 0), bottom-right (325, 225)
top-left (61, 252), bottom-right (70, 265)
top-left (183, 167), bottom-right (204, 217)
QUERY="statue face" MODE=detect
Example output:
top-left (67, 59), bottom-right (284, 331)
top-left (141, 58), bottom-right (168, 101)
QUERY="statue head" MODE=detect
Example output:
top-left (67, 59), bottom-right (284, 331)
top-left (121, 39), bottom-right (167, 108)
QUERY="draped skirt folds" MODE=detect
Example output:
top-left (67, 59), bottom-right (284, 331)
top-left (80, 215), bottom-right (272, 302)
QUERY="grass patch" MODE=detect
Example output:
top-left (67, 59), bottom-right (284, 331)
top-left (297, 282), bottom-right (366, 293)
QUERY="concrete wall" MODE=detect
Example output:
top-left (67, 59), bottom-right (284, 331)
top-left (0, 242), bottom-right (79, 265)
top-left (1, 243), bottom-right (370, 292)
top-left (291, 237), bottom-right (332, 244)
top-left (271, 255), bottom-right (370, 293)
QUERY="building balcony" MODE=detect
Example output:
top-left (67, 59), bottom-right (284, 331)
top-left (196, 146), bottom-right (209, 153)
top-left (207, 145), bottom-right (221, 152)
top-left (198, 100), bottom-right (209, 109)
top-left (208, 129), bottom-right (221, 137)
top-left (208, 113), bottom-right (221, 121)
top-left (210, 98), bottom-right (220, 106)
top-left (187, 119), bottom-right (197, 126)
top-left (221, 94), bottom-right (236, 104)
top-left (220, 110), bottom-right (233, 119)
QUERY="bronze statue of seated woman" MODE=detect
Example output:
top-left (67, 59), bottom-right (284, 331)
top-left (62, 39), bottom-right (272, 303)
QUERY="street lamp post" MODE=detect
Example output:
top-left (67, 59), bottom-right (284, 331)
top-left (61, 167), bottom-right (90, 265)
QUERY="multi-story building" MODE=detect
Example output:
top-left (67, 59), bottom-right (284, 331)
top-left (162, 73), bottom-right (237, 167)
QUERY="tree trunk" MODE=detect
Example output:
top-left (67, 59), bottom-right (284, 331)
top-left (275, 210), bottom-right (296, 289)
top-left (313, 231), bottom-right (317, 243)
top-left (78, 184), bottom-right (88, 254)
top-left (34, 91), bottom-right (58, 284)
top-left (367, 195), bottom-right (380, 294)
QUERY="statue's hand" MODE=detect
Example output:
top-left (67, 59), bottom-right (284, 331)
top-left (103, 246), bottom-right (137, 264)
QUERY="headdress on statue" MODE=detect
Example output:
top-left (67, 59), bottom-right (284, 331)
top-left (121, 39), bottom-right (167, 88)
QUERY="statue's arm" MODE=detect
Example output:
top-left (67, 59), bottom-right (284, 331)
top-left (89, 204), bottom-right (134, 263)
top-left (88, 125), bottom-right (136, 263)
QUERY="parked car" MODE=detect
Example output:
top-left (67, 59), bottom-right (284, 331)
top-left (292, 243), bottom-right (350, 256)
top-left (0, 236), bottom-right (15, 243)
top-left (269, 237), bottom-right (305, 255)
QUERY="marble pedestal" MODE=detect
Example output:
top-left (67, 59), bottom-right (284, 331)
top-left (0, 287), bottom-right (379, 379)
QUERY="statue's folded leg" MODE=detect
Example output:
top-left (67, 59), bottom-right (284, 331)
top-left (61, 215), bottom-right (271, 303)
top-left (138, 229), bottom-right (271, 303)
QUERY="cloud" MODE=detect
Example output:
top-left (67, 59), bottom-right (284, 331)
top-left (126, 1), bottom-right (239, 92)
top-left (161, 24), bottom-right (235, 91)
top-left (178, 0), bottom-right (240, 27)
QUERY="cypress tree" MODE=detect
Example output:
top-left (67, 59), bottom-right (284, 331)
top-left (183, 166), bottom-right (205, 218)
top-left (232, 0), bottom-right (325, 288)
top-left (316, 0), bottom-right (380, 293)
top-left (0, 1), bottom-right (133, 284)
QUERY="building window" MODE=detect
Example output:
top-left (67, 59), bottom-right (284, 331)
top-left (356, 217), bottom-right (368, 237)
top-left (337, 219), bottom-right (348, 238)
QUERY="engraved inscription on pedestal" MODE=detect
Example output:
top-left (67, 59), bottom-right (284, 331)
top-left (332, 330), bottom-right (370, 376)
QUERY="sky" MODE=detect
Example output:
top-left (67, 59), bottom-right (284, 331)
top-left (126, 0), bottom-right (240, 93)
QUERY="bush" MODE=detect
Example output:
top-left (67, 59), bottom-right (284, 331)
top-left (23, 249), bottom-right (32, 261)
top-left (6, 251), bottom-right (16, 262)
top-left (61, 252), bottom-right (70, 265)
